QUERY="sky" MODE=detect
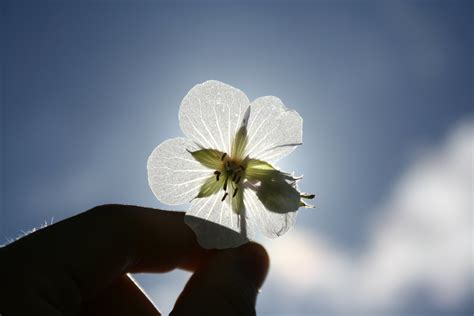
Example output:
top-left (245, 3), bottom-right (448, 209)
top-left (1, 1), bottom-right (473, 315)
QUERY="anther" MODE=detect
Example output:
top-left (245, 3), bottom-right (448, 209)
top-left (221, 153), bottom-right (227, 161)
top-left (214, 170), bottom-right (221, 181)
top-left (232, 187), bottom-right (239, 197)
top-left (221, 192), bottom-right (228, 201)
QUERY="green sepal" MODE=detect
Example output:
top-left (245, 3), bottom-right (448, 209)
top-left (300, 193), bottom-right (315, 199)
top-left (299, 192), bottom-right (315, 208)
top-left (245, 159), bottom-right (274, 179)
top-left (245, 159), bottom-right (295, 182)
top-left (189, 148), bottom-right (225, 170)
top-left (248, 159), bottom-right (301, 212)
top-left (231, 184), bottom-right (244, 214)
top-left (299, 199), bottom-right (315, 208)
top-left (231, 126), bottom-right (248, 161)
top-left (197, 175), bottom-right (224, 198)
top-left (256, 177), bottom-right (301, 213)
top-left (246, 159), bottom-right (315, 212)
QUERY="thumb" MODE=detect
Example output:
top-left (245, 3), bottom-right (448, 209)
top-left (170, 242), bottom-right (269, 316)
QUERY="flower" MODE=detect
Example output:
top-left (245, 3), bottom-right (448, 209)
top-left (147, 80), bottom-right (314, 249)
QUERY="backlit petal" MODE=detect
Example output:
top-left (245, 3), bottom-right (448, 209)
top-left (244, 188), bottom-right (298, 238)
top-left (179, 80), bottom-right (250, 153)
top-left (245, 96), bottom-right (302, 162)
top-left (147, 137), bottom-right (212, 205)
top-left (185, 193), bottom-right (256, 249)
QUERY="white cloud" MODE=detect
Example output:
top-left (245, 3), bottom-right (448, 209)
top-left (264, 121), bottom-right (473, 311)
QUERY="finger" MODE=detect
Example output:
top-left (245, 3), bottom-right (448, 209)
top-left (2, 205), bottom-right (214, 301)
top-left (171, 242), bottom-right (269, 316)
top-left (0, 296), bottom-right (61, 316)
top-left (81, 274), bottom-right (160, 316)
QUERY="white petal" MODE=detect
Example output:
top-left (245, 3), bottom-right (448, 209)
top-left (245, 96), bottom-right (303, 162)
top-left (244, 188), bottom-right (298, 238)
top-left (147, 137), bottom-right (213, 205)
top-left (185, 194), bottom-right (255, 249)
top-left (179, 80), bottom-right (250, 153)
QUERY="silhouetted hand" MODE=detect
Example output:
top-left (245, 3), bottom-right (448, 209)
top-left (0, 205), bottom-right (269, 315)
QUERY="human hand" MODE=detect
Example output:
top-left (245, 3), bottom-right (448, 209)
top-left (0, 205), bottom-right (269, 315)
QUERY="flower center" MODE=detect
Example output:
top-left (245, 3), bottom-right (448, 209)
top-left (214, 153), bottom-right (246, 201)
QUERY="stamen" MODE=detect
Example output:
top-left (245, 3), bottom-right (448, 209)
top-left (223, 176), bottom-right (228, 191)
top-left (221, 192), bottom-right (228, 201)
top-left (232, 187), bottom-right (239, 197)
top-left (214, 170), bottom-right (221, 181)
top-left (221, 153), bottom-right (227, 161)
top-left (235, 175), bottom-right (241, 184)
top-left (232, 173), bottom-right (237, 182)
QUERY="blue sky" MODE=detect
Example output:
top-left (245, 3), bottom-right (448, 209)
top-left (1, 1), bottom-right (472, 315)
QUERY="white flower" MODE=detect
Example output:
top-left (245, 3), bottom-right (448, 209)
top-left (147, 80), bottom-right (314, 249)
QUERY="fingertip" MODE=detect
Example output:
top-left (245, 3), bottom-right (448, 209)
top-left (171, 242), bottom-right (270, 316)
top-left (238, 242), bottom-right (270, 289)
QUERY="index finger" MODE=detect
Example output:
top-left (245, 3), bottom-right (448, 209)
top-left (2, 205), bottom-right (213, 299)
